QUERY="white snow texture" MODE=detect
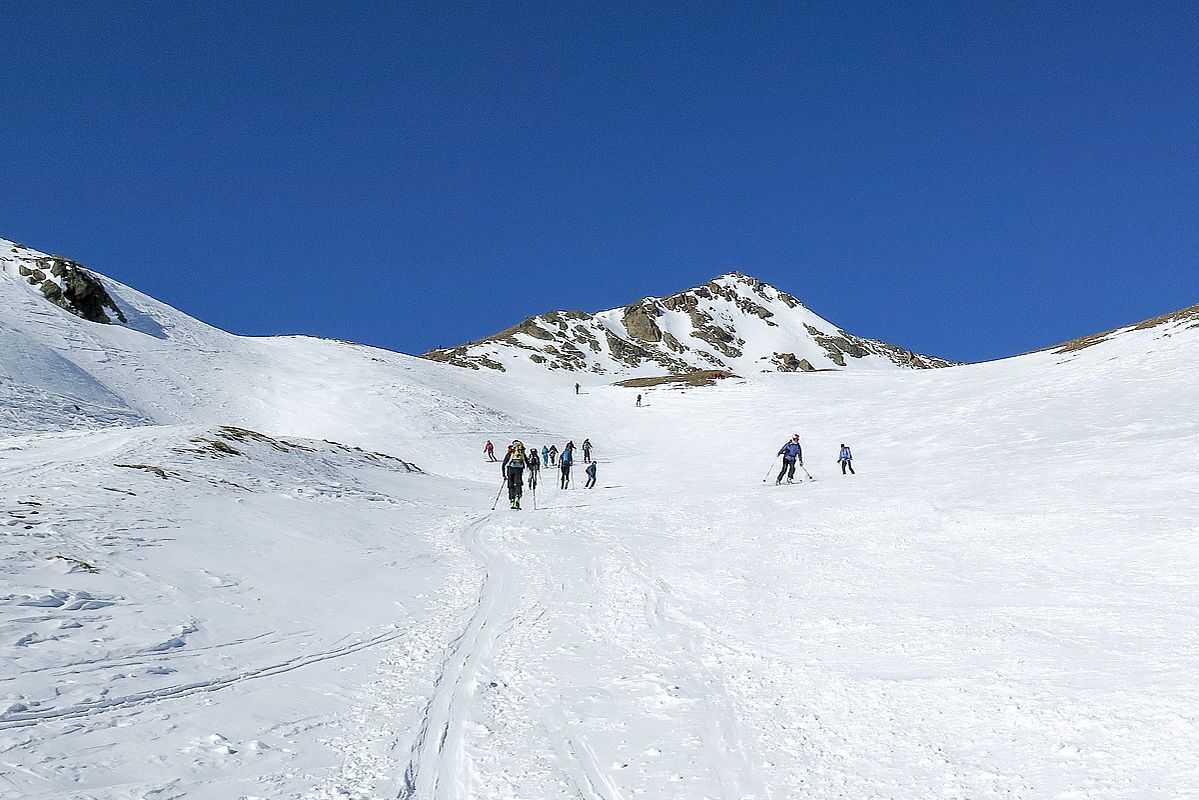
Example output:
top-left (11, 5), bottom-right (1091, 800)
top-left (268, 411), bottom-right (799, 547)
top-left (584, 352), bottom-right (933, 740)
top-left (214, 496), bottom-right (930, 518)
top-left (1, 237), bottom-right (1197, 799)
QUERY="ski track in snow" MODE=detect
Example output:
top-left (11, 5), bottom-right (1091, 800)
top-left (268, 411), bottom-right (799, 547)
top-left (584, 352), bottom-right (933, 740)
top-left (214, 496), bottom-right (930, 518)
top-left (397, 514), bottom-right (515, 800)
top-left (0, 626), bottom-right (406, 731)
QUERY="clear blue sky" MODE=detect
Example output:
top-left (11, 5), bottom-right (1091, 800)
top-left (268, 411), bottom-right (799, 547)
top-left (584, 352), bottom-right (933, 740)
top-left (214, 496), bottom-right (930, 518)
top-left (3, 2), bottom-right (1197, 362)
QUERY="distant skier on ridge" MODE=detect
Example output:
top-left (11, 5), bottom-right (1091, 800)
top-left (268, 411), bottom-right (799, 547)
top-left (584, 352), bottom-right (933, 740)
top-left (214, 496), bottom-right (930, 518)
top-left (501, 440), bottom-right (528, 510)
top-left (776, 435), bottom-right (802, 485)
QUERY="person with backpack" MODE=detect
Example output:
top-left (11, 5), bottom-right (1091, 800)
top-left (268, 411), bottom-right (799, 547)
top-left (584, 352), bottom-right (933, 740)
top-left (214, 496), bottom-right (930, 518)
top-left (585, 460), bottom-right (597, 489)
top-left (582, 438), bottom-right (593, 463)
top-left (501, 440), bottom-right (529, 510)
top-left (548, 444), bottom-right (558, 466)
top-left (484, 440), bottom-right (496, 462)
top-left (636, 394), bottom-right (642, 407)
top-left (527, 447), bottom-right (541, 488)
top-left (542, 445), bottom-right (550, 467)
top-left (776, 435), bottom-right (803, 484)
top-left (559, 443), bottom-right (573, 489)
top-left (838, 444), bottom-right (855, 475)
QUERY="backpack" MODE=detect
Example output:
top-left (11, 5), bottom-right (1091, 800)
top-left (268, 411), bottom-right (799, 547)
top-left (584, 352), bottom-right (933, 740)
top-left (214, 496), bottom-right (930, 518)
top-left (510, 442), bottom-right (526, 466)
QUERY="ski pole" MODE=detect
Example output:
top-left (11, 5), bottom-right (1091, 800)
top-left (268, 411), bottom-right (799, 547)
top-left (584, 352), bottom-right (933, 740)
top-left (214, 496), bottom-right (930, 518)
top-left (800, 464), bottom-right (815, 481)
top-left (762, 456), bottom-right (779, 483)
top-left (490, 478), bottom-right (505, 510)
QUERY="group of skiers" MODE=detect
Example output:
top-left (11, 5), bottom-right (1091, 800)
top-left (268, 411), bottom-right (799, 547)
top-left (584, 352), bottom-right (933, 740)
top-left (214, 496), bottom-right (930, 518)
top-left (485, 434), bottom-right (852, 510)
top-left (774, 435), bottom-right (855, 484)
top-left (485, 438), bottom-right (598, 509)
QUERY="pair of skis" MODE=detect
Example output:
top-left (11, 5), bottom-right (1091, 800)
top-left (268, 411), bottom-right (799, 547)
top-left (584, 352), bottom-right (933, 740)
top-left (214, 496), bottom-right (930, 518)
top-left (762, 457), bottom-right (816, 483)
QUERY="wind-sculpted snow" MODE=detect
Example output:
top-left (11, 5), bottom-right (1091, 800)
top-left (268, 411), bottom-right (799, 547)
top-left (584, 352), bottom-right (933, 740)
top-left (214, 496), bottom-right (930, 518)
top-left (2, 235), bottom-right (1199, 797)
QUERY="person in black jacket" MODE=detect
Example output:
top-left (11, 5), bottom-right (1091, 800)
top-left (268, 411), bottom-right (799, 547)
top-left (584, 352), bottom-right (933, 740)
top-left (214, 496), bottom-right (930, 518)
top-left (501, 440), bottom-right (529, 510)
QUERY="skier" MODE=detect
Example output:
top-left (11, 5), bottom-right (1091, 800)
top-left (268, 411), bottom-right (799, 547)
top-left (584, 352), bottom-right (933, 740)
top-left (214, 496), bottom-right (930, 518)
top-left (636, 393), bottom-right (642, 407)
top-left (776, 435), bottom-right (803, 484)
top-left (575, 382), bottom-right (580, 395)
top-left (548, 444), bottom-right (558, 466)
top-left (582, 438), bottom-right (593, 463)
top-left (527, 447), bottom-right (541, 488)
top-left (585, 461), bottom-right (597, 489)
top-left (541, 445), bottom-right (550, 467)
top-left (559, 443), bottom-right (573, 489)
top-left (501, 440), bottom-right (528, 510)
top-left (484, 440), bottom-right (496, 462)
top-left (838, 443), bottom-right (855, 475)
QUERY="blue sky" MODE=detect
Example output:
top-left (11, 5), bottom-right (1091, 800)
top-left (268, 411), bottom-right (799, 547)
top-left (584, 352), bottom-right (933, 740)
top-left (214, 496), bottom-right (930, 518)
top-left (3, 1), bottom-right (1197, 362)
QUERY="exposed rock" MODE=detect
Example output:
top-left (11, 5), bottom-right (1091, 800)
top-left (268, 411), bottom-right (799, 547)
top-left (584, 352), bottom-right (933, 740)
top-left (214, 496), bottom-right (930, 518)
top-left (773, 352), bottom-right (816, 372)
top-left (622, 303), bottom-right (663, 343)
top-left (615, 370), bottom-right (740, 388)
top-left (29, 256), bottom-right (127, 324)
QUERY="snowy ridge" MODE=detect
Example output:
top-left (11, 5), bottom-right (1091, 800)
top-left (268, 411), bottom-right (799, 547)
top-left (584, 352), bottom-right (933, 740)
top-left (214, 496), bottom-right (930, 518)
top-left (2, 235), bottom-right (1199, 798)
top-left (424, 272), bottom-right (955, 376)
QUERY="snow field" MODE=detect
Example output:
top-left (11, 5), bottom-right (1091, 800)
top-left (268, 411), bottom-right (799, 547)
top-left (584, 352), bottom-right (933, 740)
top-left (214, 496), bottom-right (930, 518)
top-left (2, 238), bottom-right (1198, 797)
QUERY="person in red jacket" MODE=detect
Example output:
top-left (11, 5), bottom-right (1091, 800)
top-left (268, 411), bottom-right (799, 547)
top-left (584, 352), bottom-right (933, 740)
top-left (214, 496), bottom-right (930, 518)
top-left (484, 440), bottom-right (497, 462)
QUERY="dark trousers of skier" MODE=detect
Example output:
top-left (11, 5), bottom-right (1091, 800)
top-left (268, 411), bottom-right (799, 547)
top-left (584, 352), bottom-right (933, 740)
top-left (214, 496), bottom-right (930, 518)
top-left (507, 467), bottom-right (524, 505)
top-left (777, 459), bottom-right (797, 483)
top-left (527, 467), bottom-right (539, 488)
top-left (560, 463), bottom-right (571, 489)
top-left (583, 448), bottom-right (591, 463)
top-left (841, 460), bottom-right (855, 475)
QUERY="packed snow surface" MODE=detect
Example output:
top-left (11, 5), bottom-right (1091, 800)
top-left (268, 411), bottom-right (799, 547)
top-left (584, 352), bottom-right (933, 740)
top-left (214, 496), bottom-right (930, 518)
top-left (2, 238), bottom-right (1198, 798)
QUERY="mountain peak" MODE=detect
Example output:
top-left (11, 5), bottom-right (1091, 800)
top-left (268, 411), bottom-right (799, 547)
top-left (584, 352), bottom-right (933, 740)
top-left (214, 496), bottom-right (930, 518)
top-left (425, 273), bottom-right (953, 376)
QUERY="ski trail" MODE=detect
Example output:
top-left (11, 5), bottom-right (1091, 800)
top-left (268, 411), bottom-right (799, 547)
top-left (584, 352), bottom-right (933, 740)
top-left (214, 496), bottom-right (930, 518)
top-left (634, 565), bottom-right (771, 800)
top-left (542, 705), bottom-right (627, 800)
top-left (0, 626), bottom-right (405, 730)
top-left (398, 514), bottom-right (514, 800)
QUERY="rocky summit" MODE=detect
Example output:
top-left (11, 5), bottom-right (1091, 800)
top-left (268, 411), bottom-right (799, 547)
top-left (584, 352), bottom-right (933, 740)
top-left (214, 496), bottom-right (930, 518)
top-left (423, 272), bottom-right (955, 375)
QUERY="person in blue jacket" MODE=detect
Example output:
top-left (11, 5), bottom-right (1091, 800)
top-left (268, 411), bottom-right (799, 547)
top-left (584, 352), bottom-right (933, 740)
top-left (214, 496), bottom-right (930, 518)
top-left (776, 435), bottom-right (802, 484)
top-left (559, 443), bottom-right (574, 488)
top-left (838, 443), bottom-right (855, 475)
top-left (585, 461), bottom-right (597, 489)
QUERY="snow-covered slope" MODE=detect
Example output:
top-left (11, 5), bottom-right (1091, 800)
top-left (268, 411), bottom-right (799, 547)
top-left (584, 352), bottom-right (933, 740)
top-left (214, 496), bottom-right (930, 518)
top-left (0, 239), bottom-right (562, 467)
top-left (424, 272), bottom-right (955, 376)
top-left (2, 236), bottom-right (1198, 799)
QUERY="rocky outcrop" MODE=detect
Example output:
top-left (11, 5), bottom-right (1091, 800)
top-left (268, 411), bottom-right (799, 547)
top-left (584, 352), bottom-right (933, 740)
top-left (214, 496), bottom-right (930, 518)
top-left (622, 303), bottom-right (663, 343)
top-left (18, 255), bottom-right (127, 324)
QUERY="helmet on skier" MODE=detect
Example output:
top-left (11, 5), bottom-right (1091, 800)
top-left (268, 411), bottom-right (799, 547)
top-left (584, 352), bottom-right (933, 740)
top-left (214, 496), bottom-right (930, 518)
top-left (792, 434), bottom-right (800, 441)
